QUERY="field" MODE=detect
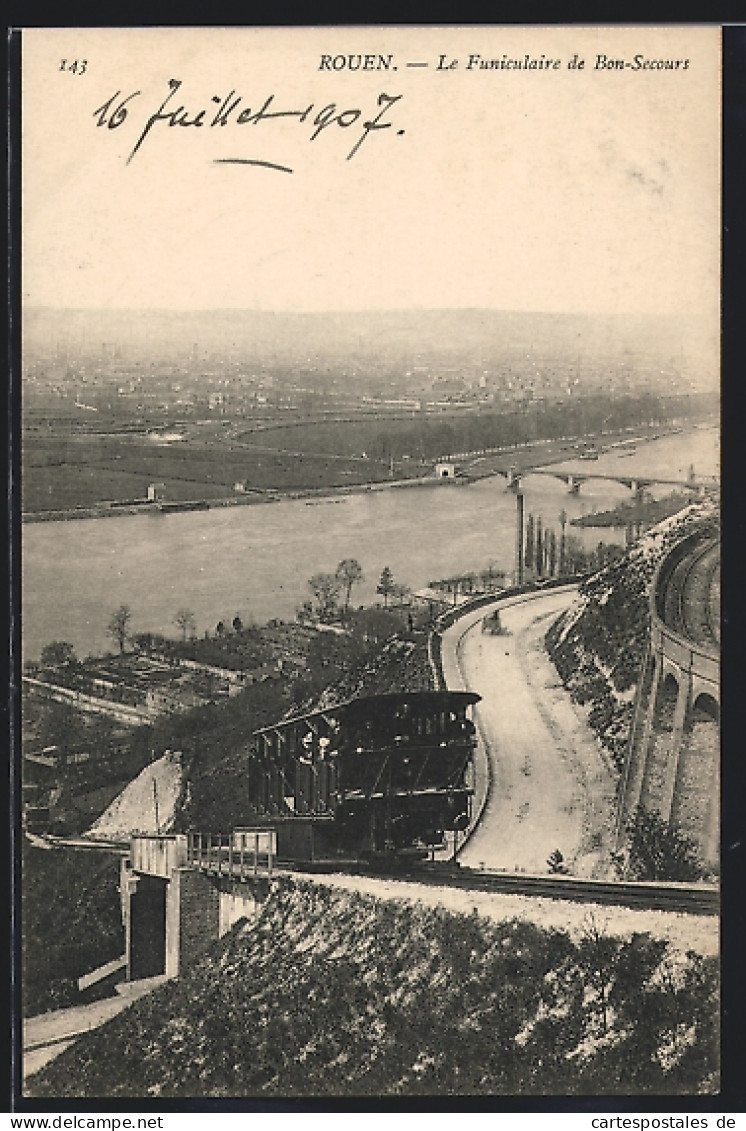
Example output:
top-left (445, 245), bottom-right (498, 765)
top-left (21, 430), bottom-right (404, 513)
top-left (22, 392), bottom-right (715, 516)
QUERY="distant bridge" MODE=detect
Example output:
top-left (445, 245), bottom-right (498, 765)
top-left (497, 466), bottom-right (719, 496)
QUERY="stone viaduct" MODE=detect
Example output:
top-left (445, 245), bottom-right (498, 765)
top-left (616, 531), bottom-right (720, 867)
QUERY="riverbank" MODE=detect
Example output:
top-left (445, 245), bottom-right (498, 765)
top-left (22, 419), bottom-right (709, 524)
top-left (21, 474), bottom-right (451, 523)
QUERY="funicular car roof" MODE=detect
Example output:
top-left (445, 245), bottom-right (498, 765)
top-left (252, 689), bottom-right (481, 737)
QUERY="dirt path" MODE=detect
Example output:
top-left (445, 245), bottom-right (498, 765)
top-left (442, 590), bottom-right (617, 877)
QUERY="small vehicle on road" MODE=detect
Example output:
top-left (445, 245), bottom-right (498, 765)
top-left (481, 609), bottom-right (509, 636)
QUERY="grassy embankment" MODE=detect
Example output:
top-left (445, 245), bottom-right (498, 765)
top-left (27, 876), bottom-right (719, 1098)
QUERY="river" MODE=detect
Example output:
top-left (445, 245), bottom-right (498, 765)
top-left (21, 426), bottom-right (719, 661)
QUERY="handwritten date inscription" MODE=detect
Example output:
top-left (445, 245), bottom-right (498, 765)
top-left (93, 78), bottom-right (404, 170)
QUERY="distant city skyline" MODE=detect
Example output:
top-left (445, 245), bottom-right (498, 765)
top-left (22, 26), bottom-right (720, 330)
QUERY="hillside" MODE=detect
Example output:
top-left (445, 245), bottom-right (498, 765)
top-left (27, 877), bottom-right (718, 1099)
top-left (545, 500), bottom-right (720, 771)
top-left (22, 844), bottom-right (124, 1017)
top-left (312, 632), bottom-right (434, 711)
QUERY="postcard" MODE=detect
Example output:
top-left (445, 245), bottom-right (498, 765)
top-left (18, 25), bottom-right (721, 1103)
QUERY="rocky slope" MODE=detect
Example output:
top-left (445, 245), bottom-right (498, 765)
top-left (545, 500), bottom-right (719, 771)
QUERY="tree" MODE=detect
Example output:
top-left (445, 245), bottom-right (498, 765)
top-left (376, 566), bottom-right (396, 608)
top-left (535, 516), bottom-right (544, 577)
top-left (308, 572), bottom-right (342, 622)
top-left (39, 641), bottom-right (77, 668)
top-left (335, 558), bottom-right (364, 616)
top-left (107, 605), bottom-right (132, 654)
top-left (548, 529), bottom-right (557, 577)
top-left (524, 514), bottom-right (535, 573)
top-left (559, 509), bottom-right (568, 576)
top-left (232, 615), bottom-right (243, 634)
top-left (625, 807), bottom-right (704, 881)
top-left (173, 608), bottom-right (196, 642)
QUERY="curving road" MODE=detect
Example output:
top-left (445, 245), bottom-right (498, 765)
top-left (441, 588), bottom-right (618, 876)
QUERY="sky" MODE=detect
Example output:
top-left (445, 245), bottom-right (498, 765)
top-left (22, 26), bottom-right (721, 321)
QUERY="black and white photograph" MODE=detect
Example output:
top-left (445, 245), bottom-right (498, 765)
top-left (17, 25), bottom-right (721, 1101)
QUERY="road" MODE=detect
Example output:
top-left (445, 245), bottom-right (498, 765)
top-left (23, 975), bottom-right (168, 1082)
top-left (442, 588), bottom-right (618, 876)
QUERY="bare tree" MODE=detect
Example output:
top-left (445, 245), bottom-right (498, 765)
top-left (308, 572), bottom-right (342, 622)
top-left (107, 604), bottom-right (132, 654)
top-left (335, 558), bottom-right (364, 616)
top-left (173, 608), bottom-right (196, 641)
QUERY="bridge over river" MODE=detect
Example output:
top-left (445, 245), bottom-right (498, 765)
top-left (497, 465), bottom-right (719, 496)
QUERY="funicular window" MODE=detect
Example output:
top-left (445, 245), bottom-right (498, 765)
top-left (391, 703), bottom-right (412, 744)
top-left (327, 757), bottom-right (338, 806)
top-left (343, 743), bottom-right (389, 797)
top-left (267, 763), bottom-right (282, 813)
top-left (277, 728), bottom-right (294, 813)
top-left (255, 759), bottom-right (269, 814)
top-left (316, 757), bottom-right (329, 812)
top-left (352, 719), bottom-right (375, 752)
top-left (314, 734), bottom-right (336, 812)
top-left (389, 748), bottom-right (415, 792)
top-left (295, 759), bottom-right (313, 814)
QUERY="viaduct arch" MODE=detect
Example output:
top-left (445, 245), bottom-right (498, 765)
top-left (616, 531), bottom-right (720, 867)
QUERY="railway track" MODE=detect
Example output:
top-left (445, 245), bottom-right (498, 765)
top-left (30, 832), bottom-right (723, 918)
top-left (31, 831), bottom-right (718, 916)
top-left (662, 538), bottom-right (720, 649)
top-left (285, 860), bottom-right (720, 917)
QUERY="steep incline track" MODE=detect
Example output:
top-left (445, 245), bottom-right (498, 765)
top-left (661, 539), bottom-right (720, 648)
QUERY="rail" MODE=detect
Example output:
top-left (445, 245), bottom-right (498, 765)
top-left (285, 861), bottom-right (719, 917)
top-left (438, 869), bottom-right (720, 917)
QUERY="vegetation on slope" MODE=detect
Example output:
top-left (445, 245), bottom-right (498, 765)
top-left (22, 845), bottom-right (124, 1017)
top-left (545, 500), bottom-right (720, 771)
top-left (27, 878), bottom-right (719, 1098)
